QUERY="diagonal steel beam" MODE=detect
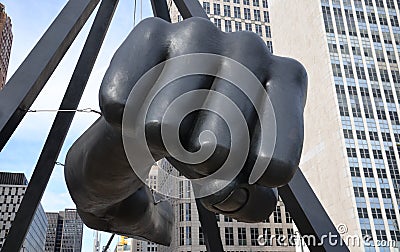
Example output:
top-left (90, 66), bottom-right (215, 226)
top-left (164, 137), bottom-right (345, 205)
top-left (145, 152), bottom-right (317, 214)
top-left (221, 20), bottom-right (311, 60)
top-left (150, 0), bottom-right (171, 22)
top-left (196, 199), bottom-right (224, 252)
top-left (172, 0), bottom-right (208, 19)
top-left (0, 0), bottom-right (119, 250)
top-left (0, 0), bottom-right (100, 151)
top-left (278, 169), bottom-right (350, 252)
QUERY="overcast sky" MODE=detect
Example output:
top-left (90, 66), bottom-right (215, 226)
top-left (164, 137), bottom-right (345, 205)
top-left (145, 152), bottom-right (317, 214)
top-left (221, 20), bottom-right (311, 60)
top-left (0, 0), bottom-right (153, 250)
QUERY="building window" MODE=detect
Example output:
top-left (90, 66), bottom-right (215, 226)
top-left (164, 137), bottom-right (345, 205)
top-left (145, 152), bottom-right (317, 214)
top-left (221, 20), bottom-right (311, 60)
top-left (214, 18), bottom-right (222, 29)
top-left (214, 3), bottom-right (221, 15)
top-left (265, 25), bottom-right (271, 37)
top-left (244, 8), bottom-right (251, 19)
top-left (235, 21), bottom-right (242, 31)
top-left (225, 227), bottom-right (234, 245)
top-left (179, 203), bottom-right (184, 222)
top-left (238, 227), bottom-right (247, 245)
top-left (203, 2), bottom-right (210, 14)
top-left (285, 211), bottom-right (292, 223)
top-left (250, 228), bottom-right (259, 245)
top-left (266, 41), bottom-right (273, 53)
top-left (199, 227), bottom-right (205, 245)
top-left (245, 23), bottom-right (252, 31)
top-left (255, 24), bottom-right (262, 36)
top-left (234, 7), bottom-right (241, 18)
top-left (224, 215), bottom-right (233, 222)
top-left (275, 228), bottom-right (284, 246)
top-left (243, 0), bottom-right (250, 5)
top-left (263, 11), bottom-right (269, 22)
top-left (254, 9), bottom-right (260, 21)
top-left (353, 187), bottom-right (364, 197)
top-left (367, 187), bottom-right (378, 198)
top-left (253, 0), bottom-right (259, 6)
top-left (186, 226), bottom-right (192, 245)
top-left (262, 0), bottom-right (268, 8)
top-left (358, 208), bottom-right (369, 219)
top-left (262, 228), bottom-right (272, 245)
top-left (273, 206), bottom-right (282, 223)
top-left (225, 20), bottom-right (232, 32)
top-left (224, 5), bottom-right (231, 17)
top-left (180, 227), bottom-right (184, 245)
top-left (179, 181), bottom-right (183, 198)
top-left (233, 0), bottom-right (240, 3)
top-left (185, 203), bottom-right (191, 221)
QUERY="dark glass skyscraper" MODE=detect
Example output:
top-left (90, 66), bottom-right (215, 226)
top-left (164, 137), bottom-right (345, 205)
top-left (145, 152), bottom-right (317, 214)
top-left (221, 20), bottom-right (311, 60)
top-left (45, 209), bottom-right (83, 252)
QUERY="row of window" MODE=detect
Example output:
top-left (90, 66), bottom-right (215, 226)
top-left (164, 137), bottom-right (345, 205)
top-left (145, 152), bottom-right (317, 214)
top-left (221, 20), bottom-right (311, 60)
top-left (204, 3), bottom-right (270, 23)
top-left (212, 18), bottom-right (271, 37)
top-left (203, 0), bottom-right (268, 8)
top-left (343, 128), bottom-right (400, 143)
top-left (179, 226), bottom-right (295, 246)
top-left (179, 204), bottom-right (291, 223)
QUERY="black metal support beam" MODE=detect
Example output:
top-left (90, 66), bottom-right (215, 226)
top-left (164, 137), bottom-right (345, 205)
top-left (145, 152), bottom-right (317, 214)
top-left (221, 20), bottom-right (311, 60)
top-left (103, 234), bottom-right (116, 252)
top-left (0, 0), bottom-right (100, 151)
top-left (196, 199), bottom-right (224, 252)
top-left (0, 0), bottom-right (119, 250)
top-left (172, 0), bottom-right (209, 19)
top-left (150, 0), bottom-right (171, 22)
top-left (278, 169), bottom-right (350, 252)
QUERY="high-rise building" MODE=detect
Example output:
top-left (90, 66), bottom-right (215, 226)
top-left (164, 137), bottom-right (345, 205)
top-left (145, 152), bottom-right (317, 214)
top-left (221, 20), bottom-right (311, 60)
top-left (45, 208), bottom-right (83, 251)
top-left (270, 0), bottom-right (400, 251)
top-left (168, 0), bottom-right (273, 52)
top-left (0, 3), bottom-right (12, 89)
top-left (0, 172), bottom-right (48, 252)
top-left (157, 160), bottom-right (295, 252)
top-left (124, 164), bottom-right (161, 252)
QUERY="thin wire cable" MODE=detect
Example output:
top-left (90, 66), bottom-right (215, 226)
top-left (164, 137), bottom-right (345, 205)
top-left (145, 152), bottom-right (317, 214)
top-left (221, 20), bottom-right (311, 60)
top-left (23, 108), bottom-right (102, 115)
top-left (55, 162), bottom-right (65, 167)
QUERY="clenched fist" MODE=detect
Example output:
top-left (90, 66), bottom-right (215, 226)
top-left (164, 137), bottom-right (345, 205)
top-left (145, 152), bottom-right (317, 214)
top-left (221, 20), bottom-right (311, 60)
top-left (65, 17), bottom-right (307, 245)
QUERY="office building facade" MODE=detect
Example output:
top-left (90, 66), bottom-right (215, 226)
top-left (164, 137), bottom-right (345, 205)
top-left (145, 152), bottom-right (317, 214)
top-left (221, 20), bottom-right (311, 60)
top-left (157, 160), bottom-right (295, 252)
top-left (0, 172), bottom-right (48, 252)
top-left (0, 3), bottom-right (12, 89)
top-left (270, 0), bottom-right (400, 251)
top-left (45, 208), bottom-right (83, 251)
top-left (168, 0), bottom-right (273, 52)
top-left (125, 164), bottom-right (160, 252)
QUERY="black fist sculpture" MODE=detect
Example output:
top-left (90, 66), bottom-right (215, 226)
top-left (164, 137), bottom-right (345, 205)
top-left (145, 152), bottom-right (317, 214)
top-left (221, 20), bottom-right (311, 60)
top-left (65, 17), bottom-right (307, 245)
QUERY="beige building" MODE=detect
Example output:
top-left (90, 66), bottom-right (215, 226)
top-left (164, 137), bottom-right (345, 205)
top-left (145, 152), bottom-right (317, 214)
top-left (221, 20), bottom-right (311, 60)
top-left (0, 3), bottom-right (12, 89)
top-left (123, 164), bottom-right (160, 252)
top-left (157, 160), bottom-right (295, 252)
top-left (270, 0), bottom-right (400, 251)
top-left (168, 0), bottom-right (273, 52)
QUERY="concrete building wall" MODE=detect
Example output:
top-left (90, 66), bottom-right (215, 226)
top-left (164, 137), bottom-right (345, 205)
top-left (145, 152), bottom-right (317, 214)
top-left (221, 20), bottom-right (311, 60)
top-left (270, 0), bottom-right (400, 251)
top-left (269, 0), bottom-right (361, 247)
